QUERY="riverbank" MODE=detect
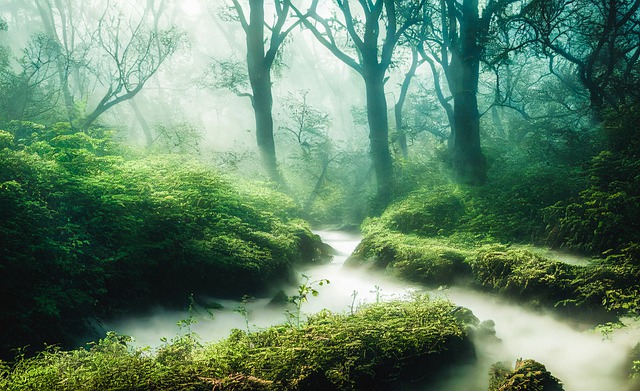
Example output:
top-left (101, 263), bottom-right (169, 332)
top-left (71, 231), bottom-right (640, 390)
top-left (0, 295), bottom-right (475, 391)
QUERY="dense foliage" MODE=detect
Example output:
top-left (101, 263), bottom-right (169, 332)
top-left (0, 296), bottom-right (473, 391)
top-left (0, 121), bottom-right (325, 357)
top-left (545, 108), bottom-right (640, 253)
top-left (350, 106), bottom-right (640, 321)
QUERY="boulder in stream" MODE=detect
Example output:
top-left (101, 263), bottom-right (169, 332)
top-left (489, 358), bottom-right (564, 391)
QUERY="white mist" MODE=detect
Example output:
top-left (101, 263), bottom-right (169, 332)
top-left (98, 231), bottom-right (639, 391)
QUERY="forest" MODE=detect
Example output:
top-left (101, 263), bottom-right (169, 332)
top-left (0, 0), bottom-right (639, 390)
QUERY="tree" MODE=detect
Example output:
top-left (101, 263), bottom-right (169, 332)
top-left (81, 0), bottom-right (183, 130)
top-left (291, 0), bottom-right (426, 204)
top-left (278, 90), bottom-right (333, 211)
top-left (11, 34), bottom-right (63, 121)
top-left (32, 0), bottom-right (87, 125)
top-left (521, 0), bottom-right (640, 119)
top-left (27, 0), bottom-right (182, 131)
top-left (224, 0), bottom-right (300, 184)
top-left (407, 0), bottom-right (530, 184)
top-left (410, 0), bottom-right (487, 184)
top-left (393, 46), bottom-right (424, 158)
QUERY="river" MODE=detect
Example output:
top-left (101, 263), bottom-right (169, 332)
top-left (97, 230), bottom-right (640, 390)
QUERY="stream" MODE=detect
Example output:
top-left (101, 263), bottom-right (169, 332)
top-left (96, 230), bottom-right (640, 390)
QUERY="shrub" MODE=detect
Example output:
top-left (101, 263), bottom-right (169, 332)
top-left (544, 151), bottom-right (640, 254)
top-left (380, 185), bottom-right (465, 237)
top-left (0, 123), bottom-right (326, 357)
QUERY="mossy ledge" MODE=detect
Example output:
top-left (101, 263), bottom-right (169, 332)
top-left (350, 220), bottom-right (639, 321)
top-left (0, 296), bottom-right (475, 391)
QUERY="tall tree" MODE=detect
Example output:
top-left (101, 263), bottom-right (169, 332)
top-left (448, 0), bottom-right (486, 184)
top-left (408, 0), bottom-right (524, 184)
top-left (227, 0), bottom-right (300, 184)
top-left (291, 0), bottom-right (426, 203)
top-left (394, 46), bottom-right (423, 158)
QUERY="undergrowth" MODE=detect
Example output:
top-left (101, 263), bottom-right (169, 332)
top-left (0, 296), bottom-right (474, 391)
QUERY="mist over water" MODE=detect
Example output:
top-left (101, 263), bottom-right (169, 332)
top-left (98, 231), bottom-right (640, 391)
top-left (433, 288), bottom-right (640, 391)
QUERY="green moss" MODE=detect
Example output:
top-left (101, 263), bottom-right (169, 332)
top-left (489, 359), bottom-right (564, 391)
top-left (355, 218), bottom-right (639, 319)
top-left (629, 343), bottom-right (640, 389)
top-left (0, 125), bottom-right (326, 357)
top-left (0, 297), bottom-right (475, 391)
top-left (347, 220), bottom-right (473, 285)
top-left (469, 248), bottom-right (579, 306)
top-left (468, 245), bottom-right (640, 318)
top-left (380, 185), bottom-right (465, 237)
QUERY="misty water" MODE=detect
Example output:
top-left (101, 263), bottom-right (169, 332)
top-left (97, 231), bottom-right (640, 391)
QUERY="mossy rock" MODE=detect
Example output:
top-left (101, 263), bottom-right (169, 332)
top-left (347, 224), bottom-right (472, 285)
top-left (213, 296), bottom-right (476, 390)
top-left (470, 248), bottom-right (579, 305)
top-left (0, 297), bottom-right (476, 391)
top-left (489, 359), bottom-right (564, 391)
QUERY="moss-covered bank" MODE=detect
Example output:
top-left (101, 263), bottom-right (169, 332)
top-left (0, 296), bottom-right (474, 391)
top-left (351, 218), bottom-right (639, 321)
top-left (0, 122), bottom-right (328, 357)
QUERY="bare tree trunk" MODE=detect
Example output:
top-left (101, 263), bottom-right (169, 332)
top-left (449, 0), bottom-right (486, 185)
top-left (130, 99), bottom-right (154, 148)
top-left (364, 66), bottom-right (394, 204)
top-left (394, 47), bottom-right (420, 159)
top-left (246, 0), bottom-right (283, 184)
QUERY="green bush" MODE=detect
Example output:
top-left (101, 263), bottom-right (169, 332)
top-left (382, 161), bottom-right (582, 246)
top-left (380, 185), bottom-right (465, 237)
top-left (545, 151), bottom-right (640, 254)
top-left (0, 123), bottom-right (326, 357)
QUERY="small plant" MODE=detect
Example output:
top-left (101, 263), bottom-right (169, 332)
top-left (176, 295), bottom-right (199, 331)
top-left (370, 285), bottom-right (382, 304)
top-left (286, 274), bottom-right (330, 328)
top-left (349, 290), bottom-right (359, 315)
top-left (169, 295), bottom-right (203, 355)
top-left (593, 321), bottom-right (625, 340)
top-left (234, 295), bottom-right (254, 334)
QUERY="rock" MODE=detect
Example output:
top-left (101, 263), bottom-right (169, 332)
top-left (489, 358), bottom-right (564, 391)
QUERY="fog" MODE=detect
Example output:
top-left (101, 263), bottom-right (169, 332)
top-left (96, 231), bottom-right (640, 391)
top-left (0, 0), bottom-right (438, 159)
top-left (2, 0), bottom-right (638, 388)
